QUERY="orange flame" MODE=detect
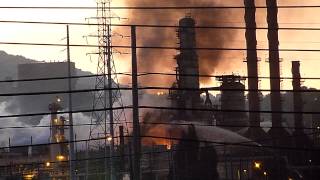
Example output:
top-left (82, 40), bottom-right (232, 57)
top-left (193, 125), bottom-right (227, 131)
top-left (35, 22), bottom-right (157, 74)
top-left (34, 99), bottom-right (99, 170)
top-left (142, 124), bottom-right (182, 149)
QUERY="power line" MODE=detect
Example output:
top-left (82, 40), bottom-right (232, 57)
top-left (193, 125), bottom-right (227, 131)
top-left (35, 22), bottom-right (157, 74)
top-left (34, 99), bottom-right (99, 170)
top-left (0, 106), bottom-right (131, 119)
top-left (139, 86), bottom-right (320, 93)
top-left (0, 139), bottom-right (316, 170)
top-left (0, 103), bottom-right (320, 121)
top-left (139, 106), bottom-right (320, 115)
top-left (0, 71), bottom-right (319, 84)
top-left (0, 5), bottom-right (320, 10)
top-left (139, 122), bottom-right (320, 131)
top-left (0, 73), bottom-right (130, 84)
top-left (2, 20), bottom-right (320, 31)
top-left (0, 87), bottom-right (131, 97)
top-left (0, 121), bottom-right (319, 132)
top-left (1, 133), bottom-right (319, 158)
top-left (0, 71), bottom-right (319, 85)
top-left (0, 85), bottom-right (319, 99)
top-left (2, 41), bottom-right (320, 52)
top-left (137, 72), bottom-right (320, 80)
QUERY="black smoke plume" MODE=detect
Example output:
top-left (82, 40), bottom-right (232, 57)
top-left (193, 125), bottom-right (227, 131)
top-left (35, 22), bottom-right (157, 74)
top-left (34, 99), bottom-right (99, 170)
top-left (123, 0), bottom-right (243, 86)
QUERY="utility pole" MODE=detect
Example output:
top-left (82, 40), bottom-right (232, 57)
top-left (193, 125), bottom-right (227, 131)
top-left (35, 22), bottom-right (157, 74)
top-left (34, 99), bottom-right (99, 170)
top-left (107, 23), bottom-right (116, 180)
top-left (131, 25), bottom-right (141, 180)
top-left (67, 25), bottom-right (76, 180)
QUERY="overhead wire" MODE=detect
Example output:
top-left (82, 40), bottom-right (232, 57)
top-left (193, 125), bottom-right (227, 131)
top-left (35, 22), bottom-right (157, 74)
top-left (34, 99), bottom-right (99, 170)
top-left (0, 104), bottom-right (319, 121)
top-left (3, 41), bottom-right (320, 52)
top-left (0, 121), bottom-right (319, 131)
top-left (0, 86), bottom-right (319, 99)
top-left (0, 131), bottom-right (319, 166)
top-left (0, 4), bottom-right (319, 174)
top-left (0, 5), bottom-right (320, 10)
top-left (2, 20), bottom-right (320, 31)
top-left (0, 71), bottom-right (319, 84)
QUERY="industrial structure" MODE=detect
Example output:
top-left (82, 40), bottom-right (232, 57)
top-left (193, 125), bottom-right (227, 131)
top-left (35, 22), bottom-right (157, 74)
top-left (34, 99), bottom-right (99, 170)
top-left (291, 61), bottom-right (310, 148)
top-left (216, 75), bottom-right (248, 131)
top-left (169, 17), bottom-right (202, 121)
top-left (86, 1), bottom-right (128, 180)
top-left (266, 0), bottom-right (292, 147)
top-left (0, 97), bottom-right (69, 179)
top-left (2, 0), bottom-right (320, 179)
top-left (48, 97), bottom-right (69, 179)
top-left (243, 0), bottom-right (269, 141)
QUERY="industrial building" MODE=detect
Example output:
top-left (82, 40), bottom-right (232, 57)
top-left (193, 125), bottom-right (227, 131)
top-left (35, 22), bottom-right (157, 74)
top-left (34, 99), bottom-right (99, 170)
top-left (162, 0), bottom-right (320, 178)
top-left (1, 0), bottom-right (320, 179)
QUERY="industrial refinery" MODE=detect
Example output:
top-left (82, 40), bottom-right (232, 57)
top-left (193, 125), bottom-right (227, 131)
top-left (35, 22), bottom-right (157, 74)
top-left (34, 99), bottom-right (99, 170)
top-left (0, 0), bottom-right (320, 180)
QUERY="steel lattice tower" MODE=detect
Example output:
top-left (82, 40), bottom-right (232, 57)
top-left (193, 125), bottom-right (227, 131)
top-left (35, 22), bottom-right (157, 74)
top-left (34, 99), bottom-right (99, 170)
top-left (86, 0), bottom-right (128, 179)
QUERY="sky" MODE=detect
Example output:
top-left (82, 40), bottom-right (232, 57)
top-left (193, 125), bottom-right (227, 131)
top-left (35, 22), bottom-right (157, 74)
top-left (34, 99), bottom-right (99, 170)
top-left (0, 0), bottom-right (320, 91)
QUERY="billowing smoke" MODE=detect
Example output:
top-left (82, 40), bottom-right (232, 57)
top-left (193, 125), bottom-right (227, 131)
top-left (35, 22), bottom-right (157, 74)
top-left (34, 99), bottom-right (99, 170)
top-left (123, 0), bottom-right (243, 86)
top-left (0, 100), bottom-right (92, 149)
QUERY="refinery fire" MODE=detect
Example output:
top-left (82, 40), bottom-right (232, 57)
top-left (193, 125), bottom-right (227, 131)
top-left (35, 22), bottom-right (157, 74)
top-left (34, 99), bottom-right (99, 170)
top-left (1, 0), bottom-right (320, 180)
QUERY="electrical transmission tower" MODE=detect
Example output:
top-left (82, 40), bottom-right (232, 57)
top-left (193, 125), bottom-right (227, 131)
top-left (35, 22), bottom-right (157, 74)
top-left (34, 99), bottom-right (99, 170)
top-left (86, 0), bottom-right (128, 179)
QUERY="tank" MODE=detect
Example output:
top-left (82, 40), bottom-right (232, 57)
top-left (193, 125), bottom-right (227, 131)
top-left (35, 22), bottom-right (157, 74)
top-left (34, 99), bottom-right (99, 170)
top-left (216, 75), bottom-right (248, 131)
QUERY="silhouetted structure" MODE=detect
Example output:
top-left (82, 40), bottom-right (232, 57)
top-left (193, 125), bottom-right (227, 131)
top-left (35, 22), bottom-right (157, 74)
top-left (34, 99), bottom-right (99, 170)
top-left (266, 0), bottom-right (291, 147)
top-left (243, 0), bottom-right (269, 141)
top-left (216, 75), bottom-right (248, 131)
top-left (292, 62), bottom-right (311, 145)
top-left (169, 125), bottom-right (219, 180)
top-left (170, 17), bottom-right (201, 121)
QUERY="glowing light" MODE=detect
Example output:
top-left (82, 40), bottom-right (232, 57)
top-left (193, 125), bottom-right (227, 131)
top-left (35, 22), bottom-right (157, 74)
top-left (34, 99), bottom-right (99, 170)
top-left (54, 118), bottom-right (59, 124)
top-left (166, 144), bottom-right (172, 150)
top-left (107, 136), bottom-right (113, 142)
top-left (45, 162), bottom-right (51, 167)
top-left (56, 97), bottom-right (61, 102)
top-left (264, 171), bottom-right (267, 176)
top-left (243, 169), bottom-right (247, 173)
top-left (288, 178), bottom-right (293, 180)
top-left (317, 126), bottom-right (320, 130)
top-left (254, 161), bottom-right (262, 169)
top-left (24, 174), bottom-right (34, 179)
top-left (156, 92), bottom-right (165, 96)
top-left (56, 155), bottom-right (65, 161)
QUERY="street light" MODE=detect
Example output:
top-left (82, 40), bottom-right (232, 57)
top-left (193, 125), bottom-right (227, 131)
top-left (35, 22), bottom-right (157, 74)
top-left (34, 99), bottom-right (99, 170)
top-left (107, 136), bottom-right (113, 142)
top-left (45, 162), bottom-right (51, 167)
top-left (56, 155), bottom-right (66, 161)
top-left (56, 96), bottom-right (62, 103)
top-left (254, 161), bottom-right (262, 170)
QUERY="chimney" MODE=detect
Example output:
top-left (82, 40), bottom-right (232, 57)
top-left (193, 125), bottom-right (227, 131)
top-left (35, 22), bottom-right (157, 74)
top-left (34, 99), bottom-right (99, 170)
top-left (243, 0), bottom-right (267, 140)
top-left (266, 0), bottom-right (291, 146)
top-left (291, 61), bottom-right (312, 163)
top-left (291, 61), bottom-right (311, 150)
top-left (267, 0), bottom-right (282, 127)
top-left (292, 61), bottom-right (303, 132)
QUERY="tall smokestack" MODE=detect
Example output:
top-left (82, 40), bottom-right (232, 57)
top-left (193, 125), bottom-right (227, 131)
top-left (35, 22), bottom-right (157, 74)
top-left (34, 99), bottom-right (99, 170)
top-left (292, 61), bottom-right (311, 151)
top-left (292, 61), bottom-right (303, 132)
top-left (243, 0), bottom-right (267, 140)
top-left (266, 0), bottom-right (287, 144)
top-left (291, 61), bottom-right (311, 163)
top-left (175, 17), bottom-right (201, 120)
